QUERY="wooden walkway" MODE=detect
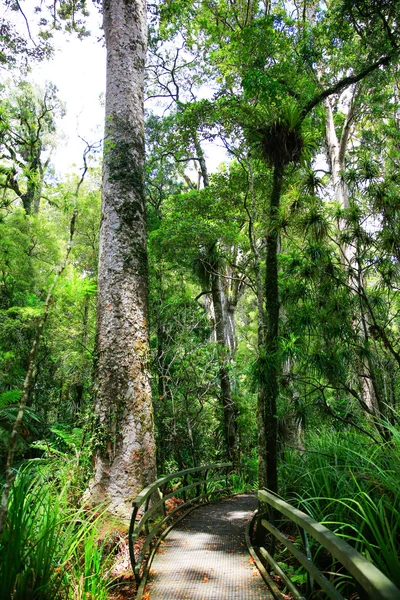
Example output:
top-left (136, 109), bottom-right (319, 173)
top-left (145, 495), bottom-right (273, 599)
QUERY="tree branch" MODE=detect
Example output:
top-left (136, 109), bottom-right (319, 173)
top-left (302, 55), bottom-right (392, 118)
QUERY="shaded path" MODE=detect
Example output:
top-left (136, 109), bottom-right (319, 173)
top-left (146, 494), bottom-right (272, 599)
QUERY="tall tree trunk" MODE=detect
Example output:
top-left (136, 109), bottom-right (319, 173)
top-left (85, 0), bottom-right (156, 519)
top-left (246, 160), bottom-right (268, 487)
top-left (259, 162), bottom-right (284, 493)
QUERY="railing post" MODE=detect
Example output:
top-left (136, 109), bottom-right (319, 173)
top-left (254, 509), bottom-right (268, 550)
top-left (204, 468), bottom-right (209, 502)
top-left (196, 471), bottom-right (201, 499)
top-left (144, 497), bottom-right (151, 535)
top-left (182, 474), bottom-right (187, 502)
top-left (299, 526), bottom-right (314, 596)
top-left (160, 484), bottom-right (167, 517)
top-left (128, 506), bottom-right (140, 584)
top-left (255, 498), bottom-right (276, 564)
top-left (267, 505), bottom-right (276, 561)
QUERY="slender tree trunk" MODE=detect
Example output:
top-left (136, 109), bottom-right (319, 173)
top-left (74, 294), bottom-right (90, 410)
top-left (85, 0), bottom-right (156, 519)
top-left (81, 292), bottom-right (90, 350)
top-left (171, 392), bottom-right (185, 470)
top-left (184, 394), bottom-right (198, 468)
top-left (210, 269), bottom-right (240, 469)
top-left (220, 280), bottom-right (237, 353)
top-left (259, 162), bottom-right (284, 493)
top-left (246, 160), bottom-right (269, 487)
top-left (281, 358), bottom-right (304, 451)
top-left (324, 97), bottom-right (380, 416)
top-left (194, 135), bottom-right (240, 469)
top-left (156, 317), bottom-right (169, 473)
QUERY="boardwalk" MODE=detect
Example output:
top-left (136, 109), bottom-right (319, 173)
top-left (146, 494), bottom-right (273, 599)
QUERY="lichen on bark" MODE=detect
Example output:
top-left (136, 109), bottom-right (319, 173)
top-left (84, 0), bottom-right (156, 520)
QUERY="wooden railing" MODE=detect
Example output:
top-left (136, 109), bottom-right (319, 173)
top-left (252, 489), bottom-right (400, 600)
top-left (129, 462), bottom-right (232, 591)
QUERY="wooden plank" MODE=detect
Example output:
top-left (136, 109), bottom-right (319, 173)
top-left (258, 490), bottom-right (400, 600)
top-left (261, 518), bottom-right (345, 600)
top-left (135, 485), bottom-right (233, 568)
top-left (133, 474), bottom-right (228, 537)
top-left (259, 547), bottom-right (305, 600)
top-left (245, 511), bottom-right (286, 600)
top-left (145, 495), bottom-right (272, 600)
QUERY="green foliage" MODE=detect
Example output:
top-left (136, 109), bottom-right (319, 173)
top-left (0, 465), bottom-right (111, 600)
top-left (0, 81), bottom-right (64, 214)
top-left (1, 1), bottom-right (400, 595)
top-left (0, 390), bottom-right (40, 456)
top-left (280, 427), bottom-right (400, 585)
top-left (0, 168), bottom-right (99, 472)
top-left (69, 530), bottom-right (110, 600)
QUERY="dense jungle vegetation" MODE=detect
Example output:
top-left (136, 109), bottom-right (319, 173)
top-left (1, 0), bottom-right (400, 598)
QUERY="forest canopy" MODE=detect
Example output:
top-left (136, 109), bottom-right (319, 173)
top-left (1, 0), bottom-right (400, 598)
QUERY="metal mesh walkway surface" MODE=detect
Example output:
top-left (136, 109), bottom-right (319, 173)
top-left (146, 494), bottom-right (273, 599)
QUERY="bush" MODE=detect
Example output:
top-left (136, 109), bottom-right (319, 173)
top-left (279, 426), bottom-right (400, 586)
top-left (0, 464), bottom-right (111, 599)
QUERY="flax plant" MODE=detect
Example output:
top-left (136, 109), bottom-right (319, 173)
top-left (0, 466), bottom-right (111, 599)
top-left (279, 426), bottom-right (400, 586)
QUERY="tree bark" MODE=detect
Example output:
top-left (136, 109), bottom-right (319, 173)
top-left (155, 296), bottom-right (169, 473)
top-left (259, 162), bottom-right (283, 493)
top-left (194, 135), bottom-right (240, 470)
top-left (246, 160), bottom-right (269, 487)
top-left (85, 0), bottom-right (156, 519)
top-left (324, 96), bottom-right (380, 416)
top-left (210, 267), bottom-right (240, 469)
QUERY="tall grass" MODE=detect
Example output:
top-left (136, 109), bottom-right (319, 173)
top-left (69, 529), bottom-right (110, 600)
top-left (279, 427), bottom-right (400, 586)
top-left (0, 464), bottom-right (111, 599)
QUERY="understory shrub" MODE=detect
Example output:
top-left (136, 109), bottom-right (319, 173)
top-left (0, 462), bottom-right (111, 599)
top-left (279, 426), bottom-right (400, 586)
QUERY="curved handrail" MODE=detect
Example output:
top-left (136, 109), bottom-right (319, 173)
top-left (129, 462), bottom-right (232, 588)
top-left (256, 489), bottom-right (400, 600)
top-left (132, 464), bottom-right (223, 507)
